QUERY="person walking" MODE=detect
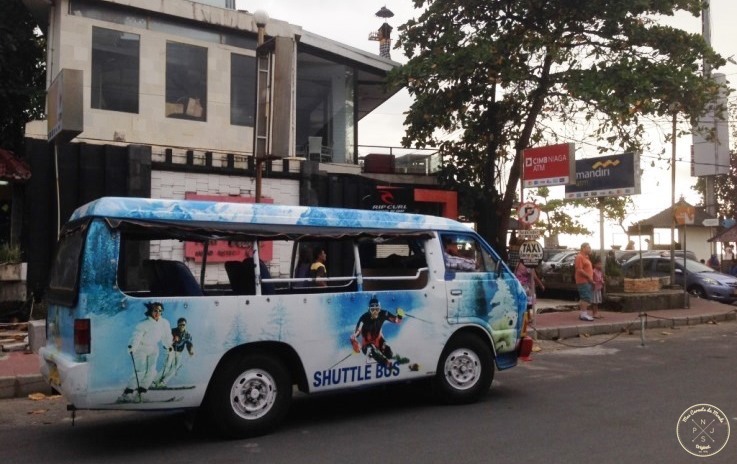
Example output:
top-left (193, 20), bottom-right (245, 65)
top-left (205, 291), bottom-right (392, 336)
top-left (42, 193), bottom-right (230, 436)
top-left (574, 242), bottom-right (595, 321)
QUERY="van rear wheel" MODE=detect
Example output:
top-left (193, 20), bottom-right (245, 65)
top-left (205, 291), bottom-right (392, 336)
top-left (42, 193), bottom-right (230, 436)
top-left (434, 333), bottom-right (493, 404)
top-left (205, 353), bottom-right (291, 439)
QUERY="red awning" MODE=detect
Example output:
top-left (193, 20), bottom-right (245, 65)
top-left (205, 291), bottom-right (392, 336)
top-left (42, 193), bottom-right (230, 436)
top-left (0, 148), bottom-right (31, 182)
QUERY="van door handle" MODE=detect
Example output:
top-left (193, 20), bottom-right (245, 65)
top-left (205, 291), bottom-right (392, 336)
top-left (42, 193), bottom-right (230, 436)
top-left (450, 289), bottom-right (462, 296)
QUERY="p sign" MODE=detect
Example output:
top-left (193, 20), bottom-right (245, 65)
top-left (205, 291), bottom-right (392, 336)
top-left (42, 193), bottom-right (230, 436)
top-left (519, 240), bottom-right (544, 267)
top-left (517, 202), bottom-right (541, 226)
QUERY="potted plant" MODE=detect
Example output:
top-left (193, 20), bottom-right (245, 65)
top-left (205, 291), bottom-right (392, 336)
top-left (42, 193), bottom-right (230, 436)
top-left (0, 243), bottom-right (24, 282)
top-left (604, 255), bottom-right (624, 292)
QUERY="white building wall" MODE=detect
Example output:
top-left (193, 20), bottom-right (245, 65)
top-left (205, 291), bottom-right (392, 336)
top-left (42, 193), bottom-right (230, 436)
top-left (150, 171), bottom-right (300, 284)
top-left (50, 0), bottom-right (297, 156)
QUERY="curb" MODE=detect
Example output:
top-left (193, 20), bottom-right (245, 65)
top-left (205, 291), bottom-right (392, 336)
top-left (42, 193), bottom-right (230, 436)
top-left (532, 311), bottom-right (737, 341)
top-left (0, 373), bottom-right (51, 400)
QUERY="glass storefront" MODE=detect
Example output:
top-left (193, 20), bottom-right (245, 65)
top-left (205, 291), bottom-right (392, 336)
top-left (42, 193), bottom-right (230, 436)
top-left (296, 51), bottom-right (356, 164)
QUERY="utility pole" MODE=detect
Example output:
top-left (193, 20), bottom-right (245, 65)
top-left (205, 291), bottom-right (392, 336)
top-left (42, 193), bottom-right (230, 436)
top-left (702, 3), bottom-right (716, 218)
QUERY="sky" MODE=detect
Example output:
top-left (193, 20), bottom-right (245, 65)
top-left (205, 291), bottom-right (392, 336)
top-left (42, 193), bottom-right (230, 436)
top-left (235, 0), bottom-right (737, 249)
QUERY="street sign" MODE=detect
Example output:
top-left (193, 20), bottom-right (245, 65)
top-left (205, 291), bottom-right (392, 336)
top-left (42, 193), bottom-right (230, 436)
top-left (702, 218), bottom-right (719, 227)
top-left (517, 229), bottom-right (544, 240)
top-left (522, 143), bottom-right (575, 187)
top-left (518, 240), bottom-right (544, 267)
top-left (517, 202), bottom-right (541, 225)
top-left (674, 203), bottom-right (695, 225)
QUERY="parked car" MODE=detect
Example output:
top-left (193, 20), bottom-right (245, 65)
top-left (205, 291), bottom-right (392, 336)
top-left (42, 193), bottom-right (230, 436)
top-left (621, 250), bottom-right (697, 266)
top-left (539, 251), bottom-right (577, 292)
top-left (539, 249), bottom-right (576, 274)
top-left (540, 249), bottom-right (630, 293)
top-left (621, 256), bottom-right (737, 303)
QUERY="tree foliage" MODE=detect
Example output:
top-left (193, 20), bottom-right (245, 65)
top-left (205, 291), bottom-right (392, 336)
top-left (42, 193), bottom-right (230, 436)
top-left (0, 0), bottom-right (46, 154)
top-left (391, 0), bottom-right (724, 255)
top-left (530, 186), bottom-right (632, 245)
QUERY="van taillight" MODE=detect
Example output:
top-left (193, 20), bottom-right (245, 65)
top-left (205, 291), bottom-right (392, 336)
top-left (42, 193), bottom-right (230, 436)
top-left (74, 319), bottom-right (91, 354)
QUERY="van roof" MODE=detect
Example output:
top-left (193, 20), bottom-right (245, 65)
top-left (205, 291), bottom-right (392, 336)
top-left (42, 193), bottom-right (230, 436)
top-left (68, 197), bottom-right (472, 238)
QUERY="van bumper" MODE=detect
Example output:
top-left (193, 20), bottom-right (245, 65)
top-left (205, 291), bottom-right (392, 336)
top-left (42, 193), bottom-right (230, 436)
top-left (39, 346), bottom-right (90, 408)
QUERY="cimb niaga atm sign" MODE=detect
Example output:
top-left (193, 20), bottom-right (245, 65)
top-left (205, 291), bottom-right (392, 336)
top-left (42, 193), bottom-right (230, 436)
top-left (522, 143), bottom-right (575, 187)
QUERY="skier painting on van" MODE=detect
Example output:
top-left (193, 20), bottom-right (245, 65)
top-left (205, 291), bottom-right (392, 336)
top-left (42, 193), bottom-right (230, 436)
top-left (118, 302), bottom-right (173, 403)
top-left (350, 296), bottom-right (408, 367)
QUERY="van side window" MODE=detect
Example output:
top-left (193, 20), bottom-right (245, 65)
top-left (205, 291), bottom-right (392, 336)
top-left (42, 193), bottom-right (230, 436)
top-left (358, 237), bottom-right (429, 291)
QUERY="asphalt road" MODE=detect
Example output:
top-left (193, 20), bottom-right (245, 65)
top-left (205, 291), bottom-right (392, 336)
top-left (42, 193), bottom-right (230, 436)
top-left (1, 322), bottom-right (736, 463)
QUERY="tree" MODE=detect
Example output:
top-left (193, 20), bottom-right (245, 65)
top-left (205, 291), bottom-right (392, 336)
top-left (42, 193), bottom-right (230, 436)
top-left (529, 187), bottom-right (632, 246)
top-left (0, 0), bottom-right (46, 154)
top-left (392, 0), bottom-right (724, 257)
top-left (529, 187), bottom-right (590, 245)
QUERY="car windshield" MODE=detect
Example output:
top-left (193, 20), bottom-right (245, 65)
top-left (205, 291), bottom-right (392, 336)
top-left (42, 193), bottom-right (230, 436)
top-left (548, 251), bottom-right (571, 262)
top-left (683, 259), bottom-right (717, 273)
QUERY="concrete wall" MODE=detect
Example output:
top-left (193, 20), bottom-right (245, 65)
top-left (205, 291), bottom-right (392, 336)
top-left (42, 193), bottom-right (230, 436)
top-left (49, 0), bottom-right (296, 156)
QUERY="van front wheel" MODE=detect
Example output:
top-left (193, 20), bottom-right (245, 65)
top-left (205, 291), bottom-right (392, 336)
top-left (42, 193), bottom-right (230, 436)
top-left (206, 353), bottom-right (291, 438)
top-left (434, 334), bottom-right (493, 404)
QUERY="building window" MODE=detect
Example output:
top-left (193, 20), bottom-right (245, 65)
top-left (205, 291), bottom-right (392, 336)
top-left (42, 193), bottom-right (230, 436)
top-left (230, 53), bottom-right (255, 126)
top-left (91, 27), bottom-right (140, 113)
top-left (296, 52), bottom-right (356, 164)
top-left (165, 41), bottom-right (207, 121)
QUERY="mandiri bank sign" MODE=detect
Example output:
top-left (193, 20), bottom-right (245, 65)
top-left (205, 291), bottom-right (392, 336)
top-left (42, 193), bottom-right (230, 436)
top-left (565, 152), bottom-right (640, 199)
top-left (522, 143), bottom-right (575, 187)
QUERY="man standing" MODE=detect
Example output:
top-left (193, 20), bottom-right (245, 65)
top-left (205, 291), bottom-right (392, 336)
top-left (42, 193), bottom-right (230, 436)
top-left (574, 243), bottom-right (595, 321)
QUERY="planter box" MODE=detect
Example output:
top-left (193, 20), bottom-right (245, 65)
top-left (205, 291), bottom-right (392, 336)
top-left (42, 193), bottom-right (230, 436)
top-left (0, 263), bottom-right (27, 302)
top-left (623, 277), bottom-right (661, 293)
top-left (0, 263), bottom-right (27, 282)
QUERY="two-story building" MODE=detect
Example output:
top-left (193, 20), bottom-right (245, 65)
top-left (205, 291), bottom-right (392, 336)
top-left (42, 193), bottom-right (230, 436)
top-left (20, 0), bottom-right (456, 295)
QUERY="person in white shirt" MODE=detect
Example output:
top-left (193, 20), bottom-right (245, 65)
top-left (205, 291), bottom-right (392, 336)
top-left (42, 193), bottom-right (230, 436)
top-left (724, 244), bottom-right (734, 261)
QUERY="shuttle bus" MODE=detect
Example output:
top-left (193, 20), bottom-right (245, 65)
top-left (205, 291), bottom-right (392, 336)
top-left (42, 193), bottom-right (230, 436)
top-left (40, 197), bottom-right (532, 438)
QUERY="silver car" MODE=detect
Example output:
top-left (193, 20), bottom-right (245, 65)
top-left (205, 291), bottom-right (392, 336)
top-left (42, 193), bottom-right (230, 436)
top-left (622, 256), bottom-right (737, 302)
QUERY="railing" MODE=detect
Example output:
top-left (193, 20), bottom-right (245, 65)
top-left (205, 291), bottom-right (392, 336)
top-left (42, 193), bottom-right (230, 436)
top-left (357, 145), bottom-right (441, 175)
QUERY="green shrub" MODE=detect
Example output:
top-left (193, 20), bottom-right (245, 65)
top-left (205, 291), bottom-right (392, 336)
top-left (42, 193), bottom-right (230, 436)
top-left (0, 243), bottom-right (21, 264)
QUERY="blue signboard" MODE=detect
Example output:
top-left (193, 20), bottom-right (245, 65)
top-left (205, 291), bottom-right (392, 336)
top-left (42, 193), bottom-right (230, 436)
top-left (564, 152), bottom-right (640, 199)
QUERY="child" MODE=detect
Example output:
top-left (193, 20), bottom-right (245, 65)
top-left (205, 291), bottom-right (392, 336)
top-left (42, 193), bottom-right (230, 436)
top-left (591, 256), bottom-right (605, 319)
top-left (515, 261), bottom-right (545, 323)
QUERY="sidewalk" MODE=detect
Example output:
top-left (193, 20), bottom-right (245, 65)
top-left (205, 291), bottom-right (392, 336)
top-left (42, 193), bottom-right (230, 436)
top-left (532, 295), bottom-right (737, 340)
top-left (2, 297), bottom-right (736, 399)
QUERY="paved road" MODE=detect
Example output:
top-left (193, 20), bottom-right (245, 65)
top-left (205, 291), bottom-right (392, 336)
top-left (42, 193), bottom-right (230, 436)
top-left (1, 322), bottom-right (736, 463)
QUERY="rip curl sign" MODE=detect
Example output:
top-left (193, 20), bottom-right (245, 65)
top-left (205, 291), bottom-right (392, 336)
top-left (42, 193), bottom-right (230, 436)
top-left (367, 186), bottom-right (411, 212)
top-left (676, 404), bottom-right (730, 457)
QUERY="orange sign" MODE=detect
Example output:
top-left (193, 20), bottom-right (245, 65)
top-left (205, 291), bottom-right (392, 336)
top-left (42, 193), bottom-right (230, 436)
top-left (674, 204), bottom-right (695, 225)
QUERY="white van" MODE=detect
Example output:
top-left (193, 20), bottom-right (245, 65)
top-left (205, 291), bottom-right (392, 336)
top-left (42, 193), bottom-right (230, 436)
top-left (40, 197), bottom-right (531, 438)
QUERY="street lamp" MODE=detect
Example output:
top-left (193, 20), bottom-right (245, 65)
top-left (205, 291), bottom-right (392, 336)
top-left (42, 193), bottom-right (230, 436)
top-left (254, 9), bottom-right (269, 44)
top-left (254, 10), bottom-right (269, 203)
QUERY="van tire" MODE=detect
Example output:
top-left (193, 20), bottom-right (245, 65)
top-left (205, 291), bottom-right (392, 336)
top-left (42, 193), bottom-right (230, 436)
top-left (205, 353), bottom-right (291, 439)
top-left (434, 333), bottom-right (493, 404)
